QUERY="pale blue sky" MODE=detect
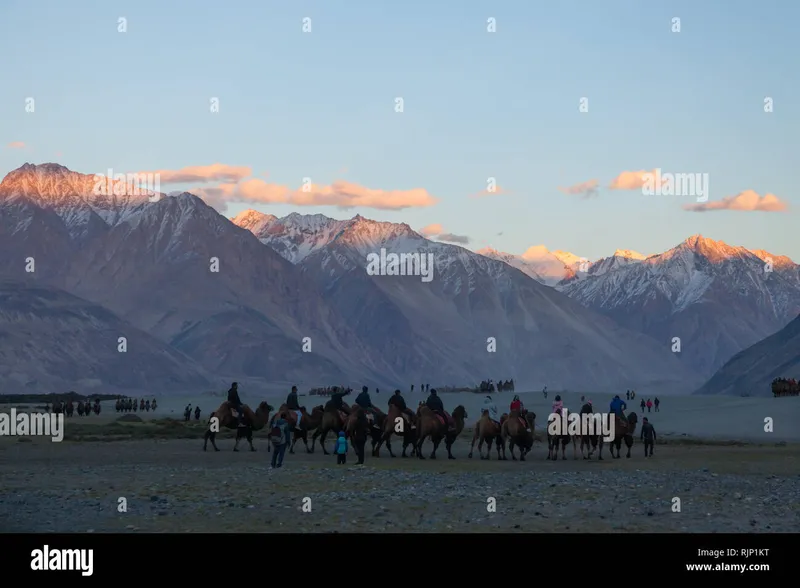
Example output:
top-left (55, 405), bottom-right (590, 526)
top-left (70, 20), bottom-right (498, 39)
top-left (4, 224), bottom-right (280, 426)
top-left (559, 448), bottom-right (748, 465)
top-left (1, 0), bottom-right (798, 260)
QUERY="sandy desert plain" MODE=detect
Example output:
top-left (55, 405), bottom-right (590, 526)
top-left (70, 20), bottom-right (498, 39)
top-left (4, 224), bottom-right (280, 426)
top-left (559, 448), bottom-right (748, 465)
top-left (1, 389), bottom-right (798, 533)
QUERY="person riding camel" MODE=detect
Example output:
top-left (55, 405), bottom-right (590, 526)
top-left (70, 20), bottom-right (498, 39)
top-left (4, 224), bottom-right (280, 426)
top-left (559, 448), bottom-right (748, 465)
top-left (227, 382), bottom-right (245, 427)
top-left (327, 387), bottom-right (351, 417)
top-left (286, 386), bottom-right (300, 411)
top-left (285, 385), bottom-right (306, 430)
top-left (483, 395), bottom-right (499, 425)
top-left (425, 388), bottom-right (450, 429)
top-left (552, 394), bottom-right (564, 416)
top-left (509, 394), bottom-right (528, 428)
top-left (388, 389), bottom-right (414, 423)
top-left (355, 386), bottom-right (378, 426)
top-left (610, 394), bottom-right (627, 419)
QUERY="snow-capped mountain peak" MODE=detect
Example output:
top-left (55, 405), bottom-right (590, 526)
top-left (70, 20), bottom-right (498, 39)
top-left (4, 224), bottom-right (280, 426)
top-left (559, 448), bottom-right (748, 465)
top-left (0, 163), bottom-right (158, 239)
top-left (613, 249), bottom-right (647, 260)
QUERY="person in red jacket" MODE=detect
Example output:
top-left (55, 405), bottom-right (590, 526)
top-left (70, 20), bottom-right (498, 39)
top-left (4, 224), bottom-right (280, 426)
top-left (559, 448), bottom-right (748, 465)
top-left (510, 395), bottom-right (530, 429)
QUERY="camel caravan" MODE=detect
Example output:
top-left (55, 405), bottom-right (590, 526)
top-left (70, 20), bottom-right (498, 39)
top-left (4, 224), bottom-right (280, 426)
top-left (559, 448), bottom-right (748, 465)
top-left (115, 397), bottom-right (157, 413)
top-left (477, 379), bottom-right (515, 393)
top-left (199, 383), bottom-right (657, 464)
top-left (772, 378), bottom-right (800, 397)
top-left (46, 396), bottom-right (101, 417)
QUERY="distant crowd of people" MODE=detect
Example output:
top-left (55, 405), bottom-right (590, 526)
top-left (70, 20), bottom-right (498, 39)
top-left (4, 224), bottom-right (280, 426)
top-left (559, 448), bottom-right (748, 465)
top-left (46, 398), bottom-right (101, 417)
top-left (183, 404), bottom-right (202, 421)
top-left (772, 377), bottom-right (799, 397)
top-left (478, 379), bottom-right (514, 393)
top-left (115, 397), bottom-right (157, 413)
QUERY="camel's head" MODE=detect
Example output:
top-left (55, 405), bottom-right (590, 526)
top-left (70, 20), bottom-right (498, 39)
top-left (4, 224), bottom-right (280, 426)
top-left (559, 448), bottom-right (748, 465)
top-left (312, 404), bottom-right (324, 414)
top-left (257, 402), bottom-right (273, 414)
top-left (452, 405), bottom-right (466, 420)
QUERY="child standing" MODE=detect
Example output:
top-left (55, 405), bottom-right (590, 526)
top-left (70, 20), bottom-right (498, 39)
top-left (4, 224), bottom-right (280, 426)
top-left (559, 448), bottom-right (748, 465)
top-left (335, 430), bottom-right (348, 465)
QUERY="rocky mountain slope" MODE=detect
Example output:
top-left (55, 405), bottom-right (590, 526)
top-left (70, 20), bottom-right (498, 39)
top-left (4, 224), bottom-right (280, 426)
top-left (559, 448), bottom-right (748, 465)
top-left (694, 314), bottom-right (800, 396)
top-left (554, 236), bottom-right (800, 377)
top-left (233, 210), bottom-right (700, 393)
top-left (0, 281), bottom-right (214, 394)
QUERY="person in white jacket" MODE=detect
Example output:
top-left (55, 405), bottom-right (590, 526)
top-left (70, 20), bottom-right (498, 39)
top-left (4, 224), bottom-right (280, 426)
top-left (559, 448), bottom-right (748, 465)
top-left (483, 395), bottom-right (499, 424)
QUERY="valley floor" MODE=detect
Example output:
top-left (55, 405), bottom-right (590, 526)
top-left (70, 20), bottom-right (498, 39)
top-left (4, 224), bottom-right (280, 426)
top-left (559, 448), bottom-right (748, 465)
top-left (1, 430), bottom-right (798, 533)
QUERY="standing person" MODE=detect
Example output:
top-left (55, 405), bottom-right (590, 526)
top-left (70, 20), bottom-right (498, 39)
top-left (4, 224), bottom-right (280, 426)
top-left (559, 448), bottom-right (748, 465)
top-left (640, 417), bottom-right (656, 457)
top-left (335, 431), bottom-right (348, 465)
top-left (654, 397), bottom-right (660, 412)
top-left (626, 390), bottom-right (630, 400)
top-left (640, 398), bottom-right (646, 413)
top-left (269, 412), bottom-right (290, 469)
top-left (646, 398), bottom-right (652, 413)
top-left (543, 386), bottom-right (548, 399)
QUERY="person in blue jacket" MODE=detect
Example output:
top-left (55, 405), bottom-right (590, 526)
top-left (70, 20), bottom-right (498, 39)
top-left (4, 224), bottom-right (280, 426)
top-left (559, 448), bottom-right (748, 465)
top-left (609, 395), bottom-right (627, 418)
top-left (335, 431), bottom-right (348, 465)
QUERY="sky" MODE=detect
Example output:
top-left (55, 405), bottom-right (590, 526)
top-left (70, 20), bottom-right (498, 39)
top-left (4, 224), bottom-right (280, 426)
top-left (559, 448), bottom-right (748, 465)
top-left (1, 0), bottom-right (798, 261)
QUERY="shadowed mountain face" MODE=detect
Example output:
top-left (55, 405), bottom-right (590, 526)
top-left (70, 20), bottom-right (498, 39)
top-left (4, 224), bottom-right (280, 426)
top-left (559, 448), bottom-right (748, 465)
top-left (0, 282), bottom-right (214, 394)
top-left (555, 236), bottom-right (800, 377)
top-left (695, 314), bottom-right (800, 396)
top-left (0, 165), bottom-right (399, 391)
top-left (233, 210), bottom-right (701, 393)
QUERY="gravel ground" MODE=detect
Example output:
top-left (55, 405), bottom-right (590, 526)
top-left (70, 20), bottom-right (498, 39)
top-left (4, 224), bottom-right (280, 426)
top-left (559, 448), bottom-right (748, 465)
top-left (1, 433), bottom-right (798, 533)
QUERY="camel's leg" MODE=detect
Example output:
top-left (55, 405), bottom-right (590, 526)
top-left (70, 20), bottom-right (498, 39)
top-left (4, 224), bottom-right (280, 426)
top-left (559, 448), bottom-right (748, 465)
top-left (498, 437), bottom-right (506, 460)
top-left (468, 430), bottom-right (479, 458)
top-left (573, 437), bottom-right (578, 460)
top-left (247, 429), bottom-right (256, 452)
top-left (203, 430), bottom-right (220, 452)
top-left (416, 435), bottom-right (427, 459)
top-left (484, 438), bottom-right (492, 460)
top-left (445, 436), bottom-right (456, 460)
top-left (430, 438), bottom-right (441, 459)
top-left (319, 427), bottom-right (331, 455)
top-left (233, 434), bottom-right (240, 452)
top-left (382, 432), bottom-right (396, 457)
top-left (625, 435), bottom-right (633, 458)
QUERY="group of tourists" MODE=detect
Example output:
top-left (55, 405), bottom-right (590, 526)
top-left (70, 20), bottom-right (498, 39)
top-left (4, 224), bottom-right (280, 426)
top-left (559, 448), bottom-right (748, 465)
top-left (46, 398), bottom-right (101, 417)
top-left (478, 379), bottom-right (515, 393)
top-left (115, 397), bottom-right (157, 413)
top-left (183, 404), bottom-right (201, 421)
top-left (772, 377), bottom-right (800, 397)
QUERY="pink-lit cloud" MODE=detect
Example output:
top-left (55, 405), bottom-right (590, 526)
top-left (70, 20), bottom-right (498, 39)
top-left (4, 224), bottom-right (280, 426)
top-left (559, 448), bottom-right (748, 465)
top-left (417, 223), bottom-right (470, 244)
top-left (6, 141), bottom-right (25, 149)
top-left (608, 170), bottom-right (657, 190)
top-left (683, 190), bottom-right (788, 213)
top-left (144, 164), bottom-right (252, 184)
top-left (470, 185), bottom-right (510, 198)
top-left (189, 178), bottom-right (438, 212)
top-left (558, 179), bottom-right (599, 198)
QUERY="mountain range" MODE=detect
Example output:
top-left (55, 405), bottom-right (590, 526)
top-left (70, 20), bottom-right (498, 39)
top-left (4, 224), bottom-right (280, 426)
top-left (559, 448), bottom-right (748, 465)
top-left (1, 163), bottom-right (797, 396)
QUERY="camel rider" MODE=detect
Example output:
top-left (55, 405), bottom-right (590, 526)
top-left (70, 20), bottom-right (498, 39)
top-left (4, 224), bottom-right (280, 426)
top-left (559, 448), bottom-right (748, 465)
top-left (285, 385), bottom-right (305, 430)
top-left (388, 389), bottom-right (414, 423)
top-left (483, 395), bottom-right (499, 424)
top-left (425, 388), bottom-right (449, 427)
top-left (355, 386), bottom-right (378, 426)
top-left (552, 395), bottom-right (564, 415)
top-left (610, 395), bottom-right (626, 419)
top-left (286, 386), bottom-right (300, 410)
top-left (327, 387), bottom-right (351, 416)
top-left (227, 382), bottom-right (245, 427)
top-left (509, 395), bottom-right (528, 428)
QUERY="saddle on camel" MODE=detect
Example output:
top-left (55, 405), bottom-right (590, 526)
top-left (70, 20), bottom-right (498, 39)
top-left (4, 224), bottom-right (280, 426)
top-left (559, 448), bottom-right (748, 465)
top-left (424, 389), bottom-right (456, 432)
top-left (354, 386), bottom-right (384, 430)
